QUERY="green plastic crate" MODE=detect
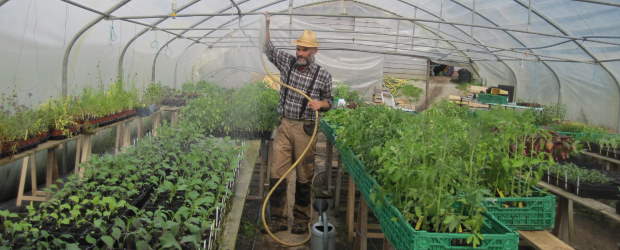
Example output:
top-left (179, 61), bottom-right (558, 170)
top-left (320, 119), bottom-right (338, 145)
top-left (483, 190), bottom-right (556, 230)
top-left (477, 93), bottom-right (508, 104)
top-left (338, 145), bottom-right (519, 250)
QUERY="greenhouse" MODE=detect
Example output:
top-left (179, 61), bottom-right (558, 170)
top-left (1, 0), bottom-right (620, 249)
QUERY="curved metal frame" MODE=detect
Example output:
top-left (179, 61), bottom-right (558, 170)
top-left (116, 0), bottom-right (203, 82)
top-left (61, 0), bottom-right (131, 97)
top-left (511, 0), bottom-right (620, 129)
top-left (151, 0), bottom-right (288, 82)
top-left (156, 0), bottom-right (486, 83)
top-left (447, 0), bottom-right (562, 104)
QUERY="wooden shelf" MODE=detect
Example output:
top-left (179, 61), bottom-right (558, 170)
top-left (537, 181), bottom-right (620, 224)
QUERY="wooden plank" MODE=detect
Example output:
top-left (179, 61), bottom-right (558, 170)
top-left (347, 175), bottom-right (355, 243)
top-left (582, 151), bottom-right (620, 166)
top-left (19, 196), bottom-right (50, 202)
top-left (367, 232), bottom-right (384, 239)
top-left (160, 106), bottom-right (182, 112)
top-left (519, 230), bottom-right (574, 250)
top-left (0, 116), bottom-right (139, 167)
top-left (538, 181), bottom-right (620, 224)
top-left (219, 140), bottom-right (260, 250)
top-left (16, 157), bottom-right (30, 206)
top-left (0, 139), bottom-right (71, 166)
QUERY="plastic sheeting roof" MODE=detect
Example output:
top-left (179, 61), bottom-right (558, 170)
top-left (1, 0), bottom-right (620, 129)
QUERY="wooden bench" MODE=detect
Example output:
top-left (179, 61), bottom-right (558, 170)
top-left (519, 230), bottom-right (574, 250)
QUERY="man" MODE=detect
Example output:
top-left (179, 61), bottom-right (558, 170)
top-left (264, 14), bottom-right (333, 234)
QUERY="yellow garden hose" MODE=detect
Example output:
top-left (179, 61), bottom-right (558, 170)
top-left (259, 51), bottom-right (319, 247)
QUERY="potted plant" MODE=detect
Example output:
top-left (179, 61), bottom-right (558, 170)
top-left (0, 109), bottom-right (49, 157)
top-left (41, 98), bottom-right (80, 140)
top-left (137, 83), bottom-right (164, 117)
top-left (544, 163), bottom-right (620, 199)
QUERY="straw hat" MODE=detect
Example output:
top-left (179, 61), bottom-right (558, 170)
top-left (293, 30), bottom-right (319, 48)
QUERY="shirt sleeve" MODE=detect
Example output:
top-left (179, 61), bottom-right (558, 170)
top-left (265, 40), bottom-right (295, 73)
top-left (320, 73), bottom-right (333, 109)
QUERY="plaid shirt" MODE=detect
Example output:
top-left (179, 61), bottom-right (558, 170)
top-left (265, 41), bottom-right (332, 121)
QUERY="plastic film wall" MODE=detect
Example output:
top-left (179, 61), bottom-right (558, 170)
top-left (1, 0), bottom-right (620, 130)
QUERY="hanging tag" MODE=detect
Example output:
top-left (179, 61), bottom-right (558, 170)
top-left (170, 0), bottom-right (177, 18)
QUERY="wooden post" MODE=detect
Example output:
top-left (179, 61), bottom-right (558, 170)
top-left (16, 156), bottom-right (30, 207)
top-left (74, 136), bottom-right (82, 175)
top-left (568, 199), bottom-right (575, 243)
top-left (121, 121), bottom-right (131, 151)
top-left (357, 198), bottom-right (368, 250)
top-left (137, 117), bottom-right (144, 139)
top-left (152, 111), bottom-right (161, 136)
top-left (46, 148), bottom-right (56, 187)
top-left (171, 110), bottom-right (178, 126)
top-left (78, 135), bottom-right (92, 178)
top-left (347, 174), bottom-right (355, 243)
top-left (29, 154), bottom-right (38, 195)
top-left (555, 196), bottom-right (570, 242)
top-left (114, 123), bottom-right (122, 154)
top-left (334, 154), bottom-right (343, 210)
top-left (326, 140), bottom-right (333, 191)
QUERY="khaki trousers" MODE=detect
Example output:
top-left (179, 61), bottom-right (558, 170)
top-left (270, 118), bottom-right (316, 183)
top-left (269, 118), bottom-right (316, 222)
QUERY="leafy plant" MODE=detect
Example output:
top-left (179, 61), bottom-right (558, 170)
top-left (323, 101), bottom-right (556, 241)
top-left (397, 84), bottom-right (422, 102)
top-left (332, 83), bottom-right (362, 105)
top-left (547, 163), bottom-right (613, 184)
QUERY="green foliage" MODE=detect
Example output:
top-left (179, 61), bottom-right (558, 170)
top-left (0, 98), bottom-right (243, 248)
top-left (73, 81), bottom-right (139, 120)
top-left (397, 84), bottom-right (422, 102)
top-left (323, 101), bottom-right (554, 239)
top-left (142, 82), bottom-right (165, 106)
top-left (332, 83), bottom-right (362, 104)
top-left (181, 81), bottom-right (280, 134)
top-left (548, 163), bottom-right (613, 184)
top-left (534, 103), bottom-right (566, 126)
top-left (0, 92), bottom-right (48, 142)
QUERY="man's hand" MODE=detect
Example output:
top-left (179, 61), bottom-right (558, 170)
top-left (308, 100), bottom-right (329, 111)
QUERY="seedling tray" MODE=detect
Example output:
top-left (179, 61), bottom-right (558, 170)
top-left (545, 173), bottom-right (620, 200)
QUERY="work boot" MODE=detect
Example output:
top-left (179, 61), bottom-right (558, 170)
top-left (292, 182), bottom-right (311, 234)
top-left (291, 219), bottom-right (309, 234)
top-left (262, 178), bottom-right (288, 234)
top-left (261, 215), bottom-right (288, 233)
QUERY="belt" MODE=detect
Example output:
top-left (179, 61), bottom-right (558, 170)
top-left (282, 117), bottom-right (314, 123)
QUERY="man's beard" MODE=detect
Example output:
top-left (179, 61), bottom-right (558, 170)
top-left (295, 55), bottom-right (314, 66)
